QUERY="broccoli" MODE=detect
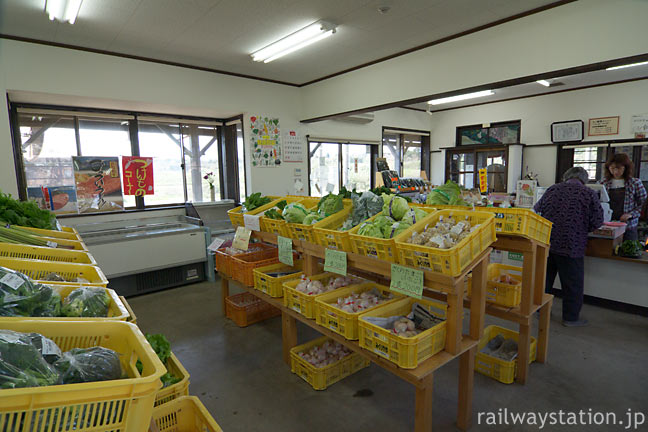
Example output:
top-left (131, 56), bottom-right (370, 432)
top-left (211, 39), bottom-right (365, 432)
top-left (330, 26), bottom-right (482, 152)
top-left (62, 287), bottom-right (111, 317)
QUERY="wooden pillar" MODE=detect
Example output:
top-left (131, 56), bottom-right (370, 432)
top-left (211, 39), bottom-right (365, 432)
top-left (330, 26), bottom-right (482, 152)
top-left (303, 252), bottom-right (319, 276)
top-left (445, 288), bottom-right (462, 355)
top-left (537, 296), bottom-right (553, 363)
top-left (282, 311), bottom-right (298, 365)
top-left (457, 346), bottom-right (476, 431)
top-left (534, 244), bottom-right (548, 305)
top-left (414, 374), bottom-right (434, 432)
top-left (469, 255), bottom-right (488, 340)
top-left (520, 245), bottom-right (537, 316)
top-left (516, 322), bottom-right (531, 384)
top-left (220, 276), bottom-right (229, 315)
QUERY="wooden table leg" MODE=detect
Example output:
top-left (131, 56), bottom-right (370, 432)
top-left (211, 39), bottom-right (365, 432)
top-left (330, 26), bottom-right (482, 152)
top-left (282, 311), bottom-right (298, 365)
top-left (457, 346), bottom-right (476, 431)
top-left (445, 290), bottom-right (463, 355)
top-left (303, 253), bottom-right (319, 276)
top-left (415, 374), bottom-right (434, 432)
top-left (520, 246), bottom-right (537, 316)
top-left (537, 297), bottom-right (553, 364)
top-left (534, 244), bottom-right (548, 305)
top-left (469, 256), bottom-right (488, 340)
top-left (220, 275), bottom-right (229, 315)
top-left (515, 322), bottom-right (531, 384)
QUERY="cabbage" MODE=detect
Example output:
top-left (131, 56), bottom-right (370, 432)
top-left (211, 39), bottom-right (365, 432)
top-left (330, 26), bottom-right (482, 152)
top-left (426, 180), bottom-right (468, 206)
top-left (282, 203), bottom-right (309, 223)
top-left (317, 193), bottom-right (344, 217)
top-left (357, 222), bottom-right (384, 238)
top-left (303, 213), bottom-right (323, 225)
top-left (382, 194), bottom-right (409, 220)
top-left (374, 215), bottom-right (395, 238)
top-left (402, 207), bottom-right (428, 225)
top-left (387, 220), bottom-right (412, 239)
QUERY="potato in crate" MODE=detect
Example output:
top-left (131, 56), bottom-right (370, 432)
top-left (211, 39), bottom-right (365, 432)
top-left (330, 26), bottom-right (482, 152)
top-left (282, 272), bottom-right (364, 319)
top-left (253, 260), bottom-right (303, 297)
top-left (290, 336), bottom-right (370, 390)
top-left (476, 325), bottom-right (536, 384)
top-left (485, 264), bottom-right (522, 307)
top-left (314, 282), bottom-right (401, 340)
top-left (358, 296), bottom-right (447, 369)
top-left (225, 292), bottom-right (280, 327)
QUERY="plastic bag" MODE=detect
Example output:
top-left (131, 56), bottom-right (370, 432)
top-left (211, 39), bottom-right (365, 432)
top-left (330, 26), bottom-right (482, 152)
top-left (0, 330), bottom-right (60, 389)
top-left (54, 347), bottom-right (122, 384)
top-left (62, 286), bottom-right (111, 317)
top-left (0, 265), bottom-right (62, 317)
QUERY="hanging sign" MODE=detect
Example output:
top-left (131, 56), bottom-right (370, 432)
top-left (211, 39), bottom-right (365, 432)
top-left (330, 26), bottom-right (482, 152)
top-left (478, 168), bottom-right (488, 193)
top-left (324, 248), bottom-right (347, 275)
top-left (207, 237), bottom-right (226, 251)
top-left (278, 236), bottom-right (293, 266)
top-left (390, 264), bottom-right (424, 299)
top-left (73, 156), bottom-right (124, 213)
top-left (232, 226), bottom-right (252, 250)
top-left (122, 156), bottom-right (154, 196)
top-left (243, 214), bottom-right (261, 231)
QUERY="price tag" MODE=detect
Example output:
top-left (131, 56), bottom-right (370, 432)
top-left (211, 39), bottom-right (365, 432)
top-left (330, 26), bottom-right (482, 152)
top-left (243, 214), bottom-right (261, 231)
top-left (0, 273), bottom-right (26, 290)
top-left (324, 248), bottom-right (347, 276)
top-left (232, 226), bottom-right (252, 251)
top-left (278, 236), bottom-right (293, 266)
top-left (207, 237), bottom-right (225, 251)
top-left (46, 241), bottom-right (58, 248)
top-left (390, 264), bottom-right (423, 299)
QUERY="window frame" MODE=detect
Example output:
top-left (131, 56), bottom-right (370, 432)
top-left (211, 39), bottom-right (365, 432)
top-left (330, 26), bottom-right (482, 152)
top-left (380, 127), bottom-right (431, 179)
top-left (445, 144), bottom-right (509, 192)
top-left (9, 102), bottom-right (243, 216)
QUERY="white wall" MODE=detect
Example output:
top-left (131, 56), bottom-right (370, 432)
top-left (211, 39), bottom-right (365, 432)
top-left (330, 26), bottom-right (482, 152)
top-left (429, 79), bottom-right (648, 188)
top-left (300, 0), bottom-right (648, 120)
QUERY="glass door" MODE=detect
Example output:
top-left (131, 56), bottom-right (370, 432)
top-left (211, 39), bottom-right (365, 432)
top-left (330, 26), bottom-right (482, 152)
top-left (477, 149), bottom-right (506, 192)
top-left (309, 142), bottom-right (340, 196)
top-left (342, 144), bottom-right (372, 192)
top-left (402, 134), bottom-right (422, 178)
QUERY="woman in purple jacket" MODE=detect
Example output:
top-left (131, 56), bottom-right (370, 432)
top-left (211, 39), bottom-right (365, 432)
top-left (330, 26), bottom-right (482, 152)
top-left (534, 167), bottom-right (603, 327)
top-left (602, 153), bottom-right (647, 241)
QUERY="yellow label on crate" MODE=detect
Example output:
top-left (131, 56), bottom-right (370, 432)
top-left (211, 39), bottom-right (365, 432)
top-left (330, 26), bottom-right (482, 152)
top-left (292, 303), bottom-right (301, 312)
top-left (374, 342), bottom-right (389, 357)
top-left (328, 319), bottom-right (338, 329)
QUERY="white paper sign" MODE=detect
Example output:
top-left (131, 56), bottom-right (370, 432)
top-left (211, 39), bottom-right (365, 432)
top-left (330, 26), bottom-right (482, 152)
top-left (46, 241), bottom-right (58, 248)
top-left (244, 214), bottom-right (261, 231)
top-left (207, 238), bottom-right (226, 251)
top-left (0, 273), bottom-right (26, 290)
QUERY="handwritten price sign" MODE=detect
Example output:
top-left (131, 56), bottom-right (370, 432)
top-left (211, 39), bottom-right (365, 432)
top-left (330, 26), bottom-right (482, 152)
top-left (278, 236), bottom-right (293, 266)
top-left (390, 264), bottom-right (423, 299)
top-left (324, 248), bottom-right (347, 275)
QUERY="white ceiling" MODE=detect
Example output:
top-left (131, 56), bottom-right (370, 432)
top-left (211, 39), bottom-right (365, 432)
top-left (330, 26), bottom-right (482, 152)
top-left (402, 65), bottom-right (648, 112)
top-left (0, 0), bottom-right (562, 85)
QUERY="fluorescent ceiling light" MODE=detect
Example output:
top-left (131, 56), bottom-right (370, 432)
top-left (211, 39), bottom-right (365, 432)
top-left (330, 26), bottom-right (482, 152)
top-left (45, 0), bottom-right (83, 24)
top-left (536, 80), bottom-right (551, 87)
top-left (427, 90), bottom-right (494, 105)
top-left (252, 21), bottom-right (336, 63)
top-left (606, 61), bottom-right (648, 71)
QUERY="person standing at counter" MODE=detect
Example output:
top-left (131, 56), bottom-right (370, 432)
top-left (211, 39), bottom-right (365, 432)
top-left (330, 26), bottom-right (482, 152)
top-left (534, 167), bottom-right (603, 327)
top-left (602, 153), bottom-right (647, 241)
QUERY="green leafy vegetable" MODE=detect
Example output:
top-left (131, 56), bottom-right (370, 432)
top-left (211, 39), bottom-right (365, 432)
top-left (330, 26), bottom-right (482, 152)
top-left (282, 203), bottom-right (309, 223)
top-left (402, 207), bottom-right (428, 225)
top-left (0, 191), bottom-right (57, 230)
top-left (426, 181), bottom-right (468, 206)
top-left (303, 213), bottom-right (323, 225)
top-left (54, 347), bottom-right (122, 384)
top-left (137, 333), bottom-right (181, 388)
top-left (382, 194), bottom-right (409, 220)
top-left (617, 240), bottom-right (643, 258)
top-left (242, 193), bottom-right (272, 212)
top-left (317, 193), bottom-right (344, 217)
top-left (357, 221), bottom-right (384, 238)
top-left (62, 287), bottom-right (110, 318)
top-left (0, 330), bottom-right (60, 389)
top-left (264, 209), bottom-right (284, 220)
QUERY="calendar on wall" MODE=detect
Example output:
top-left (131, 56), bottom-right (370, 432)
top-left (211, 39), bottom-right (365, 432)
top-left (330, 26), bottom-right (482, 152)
top-left (283, 130), bottom-right (304, 163)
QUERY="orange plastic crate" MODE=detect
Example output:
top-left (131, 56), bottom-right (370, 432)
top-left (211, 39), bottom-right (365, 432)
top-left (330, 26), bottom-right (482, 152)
top-left (230, 248), bottom-right (280, 286)
top-left (225, 292), bottom-right (281, 327)
top-left (214, 243), bottom-right (275, 278)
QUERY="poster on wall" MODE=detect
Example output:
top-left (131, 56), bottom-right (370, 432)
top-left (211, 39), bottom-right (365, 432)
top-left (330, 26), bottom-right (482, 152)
top-left (73, 156), bottom-right (124, 213)
top-left (283, 130), bottom-right (303, 163)
top-left (27, 186), bottom-right (78, 214)
top-left (122, 156), bottom-right (154, 196)
top-left (631, 114), bottom-right (648, 139)
top-left (250, 116), bottom-right (281, 167)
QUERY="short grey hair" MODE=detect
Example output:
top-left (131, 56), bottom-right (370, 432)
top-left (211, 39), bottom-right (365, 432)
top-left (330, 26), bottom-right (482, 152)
top-left (562, 167), bottom-right (589, 184)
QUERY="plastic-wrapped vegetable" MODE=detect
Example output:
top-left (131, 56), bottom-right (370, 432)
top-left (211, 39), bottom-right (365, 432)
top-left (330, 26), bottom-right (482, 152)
top-left (54, 347), bottom-right (122, 384)
top-left (0, 266), bottom-right (62, 317)
top-left (303, 213), bottom-right (324, 225)
top-left (357, 221), bottom-right (383, 238)
top-left (0, 330), bottom-right (60, 389)
top-left (62, 287), bottom-right (111, 318)
top-left (282, 203), bottom-right (309, 223)
top-left (382, 194), bottom-right (409, 220)
top-left (402, 207), bottom-right (428, 225)
top-left (386, 220), bottom-right (412, 239)
top-left (426, 180), bottom-right (468, 206)
top-left (317, 193), bottom-right (344, 217)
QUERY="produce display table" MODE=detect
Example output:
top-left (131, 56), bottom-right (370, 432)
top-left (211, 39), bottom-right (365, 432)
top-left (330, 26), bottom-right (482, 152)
top-left (219, 230), bottom-right (492, 432)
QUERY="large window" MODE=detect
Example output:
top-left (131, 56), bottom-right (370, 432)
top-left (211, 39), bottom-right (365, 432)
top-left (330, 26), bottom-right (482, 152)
top-left (381, 130), bottom-right (430, 179)
top-left (556, 141), bottom-right (648, 183)
top-left (11, 105), bottom-right (245, 213)
top-left (308, 140), bottom-right (376, 196)
top-left (446, 146), bottom-right (508, 192)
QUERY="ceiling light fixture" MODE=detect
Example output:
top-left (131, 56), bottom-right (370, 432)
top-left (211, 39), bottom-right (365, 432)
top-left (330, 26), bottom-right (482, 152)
top-left (536, 79), bottom-right (551, 87)
top-left (251, 21), bottom-right (337, 63)
top-left (45, 0), bottom-right (83, 24)
top-left (427, 90), bottom-right (494, 105)
top-left (606, 61), bottom-right (648, 71)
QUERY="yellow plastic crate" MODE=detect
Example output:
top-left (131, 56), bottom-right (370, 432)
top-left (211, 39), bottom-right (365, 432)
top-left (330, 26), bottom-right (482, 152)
top-left (0, 257), bottom-right (109, 287)
top-left (0, 320), bottom-right (165, 432)
top-left (476, 325), bottom-right (537, 384)
top-left (481, 207), bottom-right (552, 245)
top-left (283, 197), bottom-right (331, 243)
top-left (283, 272), bottom-right (362, 319)
top-left (227, 196), bottom-right (282, 228)
top-left (312, 206), bottom-right (354, 252)
top-left (314, 282), bottom-right (401, 340)
top-left (290, 336), bottom-right (370, 390)
top-left (152, 396), bottom-right (223, 432)
top-left (253, 261), bottom-right (303, 297)
top-left (0, 243), bottom-right (97, 264)
top-left (155, 352), bottom-right (190, 407)
top-left (0, 285), bottom-right (128, 322)
top-left (121, 295), bottom-right (138, 324)
top-left (483, 264), bottom-right (522, 307)
top-left (358, 296), bottom-right (447, 369)
top-left (394, 209), bottom-right (496, 277)
top-left (259, 196), bottom-right (308, 235)
top-left (17, 225), bottom-right (82, 241)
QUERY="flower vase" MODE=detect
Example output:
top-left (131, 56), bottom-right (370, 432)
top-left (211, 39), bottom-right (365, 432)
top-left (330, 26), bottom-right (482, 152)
top-left (210, 187), bottom-right (215, 202)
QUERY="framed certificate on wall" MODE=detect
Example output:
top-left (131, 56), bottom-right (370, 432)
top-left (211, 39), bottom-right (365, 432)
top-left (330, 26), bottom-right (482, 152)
top-left (588, 116), bottom-right (620, 136)
top-left (551, 120), bottom-right (584, 143)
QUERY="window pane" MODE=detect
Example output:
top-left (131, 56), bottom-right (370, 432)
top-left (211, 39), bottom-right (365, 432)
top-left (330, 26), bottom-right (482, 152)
top-left (642, 145), bottom-right (648, 160)
top-left (237, 126), bottom-right (246, 203)
top-left (402, 134), bottom-right (422, 178)
top-left (451, 152), bottom-right (475, 172)
top-left (613, 146), bottom-right (634, 160)
top-left (78, 117), bottom-right (134, 208)
top-left (382, 134), bottom-right (399, 172)
top-left (488, 124), bottom-right (520, 144)
top-left (20, 113), bottom-right (77, 189)
top-left (182, 124), bottom-right (220, 202)
top-left (457, 172), bottom-right (474, 189)
top-left (342, 144), bottom-right (371, 191)
top-left (310, 143), bottom-right (339, 197)
top-left (138, 121), bottom-right (185, 205)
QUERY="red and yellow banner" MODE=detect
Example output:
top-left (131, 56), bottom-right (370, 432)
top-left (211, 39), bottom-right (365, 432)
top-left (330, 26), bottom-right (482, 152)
top-left (479, 168), bottom-right (488, 193)
top-left (122, 156), bottom-right (154, 196)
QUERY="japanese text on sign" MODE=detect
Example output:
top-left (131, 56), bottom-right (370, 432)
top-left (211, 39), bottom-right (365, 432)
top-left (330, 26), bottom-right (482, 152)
top-left (390, 264), bottom-right (423, 299)
top-left (479, 168), bottom-right (488, 193)
top-left (232, 226), bottom-right (252, 251)
top-left (278, 236), bottom-right (293, 266)
top-left (324, 248), bottom-right (347, 275)
top-left (244, 214), bottom-right (261, 231)
top-left (122, 156), bottom-right (154, 196)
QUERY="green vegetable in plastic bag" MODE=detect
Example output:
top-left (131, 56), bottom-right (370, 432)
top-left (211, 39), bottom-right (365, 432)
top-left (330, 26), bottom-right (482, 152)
top-left (402, 207), bottom-right (428, 225)
top-left (317, 193), bottom-right (344, 217)
top-left (54, 347), bottom-right (122, 384)
top-left (282, 203), bottom-right (309, 224)
top-left (386, 220), bottom-right (412, 239)
top-left (303, 213), bottom-right (323, 225)
top-left (0, 267), bottom-right (63, 317)
top-left (426, 180), bottom-right (468, 206)
top-left (357, 222), bottom-right (384, 238)
top-left (0, 330), bottom-right (60, 389)
top-left (382, 194), bottom-right (409, 220)
top-left (62, 287), bottom-right (110, 318)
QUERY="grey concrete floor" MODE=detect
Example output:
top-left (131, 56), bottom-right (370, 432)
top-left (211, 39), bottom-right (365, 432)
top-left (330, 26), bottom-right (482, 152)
top-left (129, 279), bottom-right (648, 432)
